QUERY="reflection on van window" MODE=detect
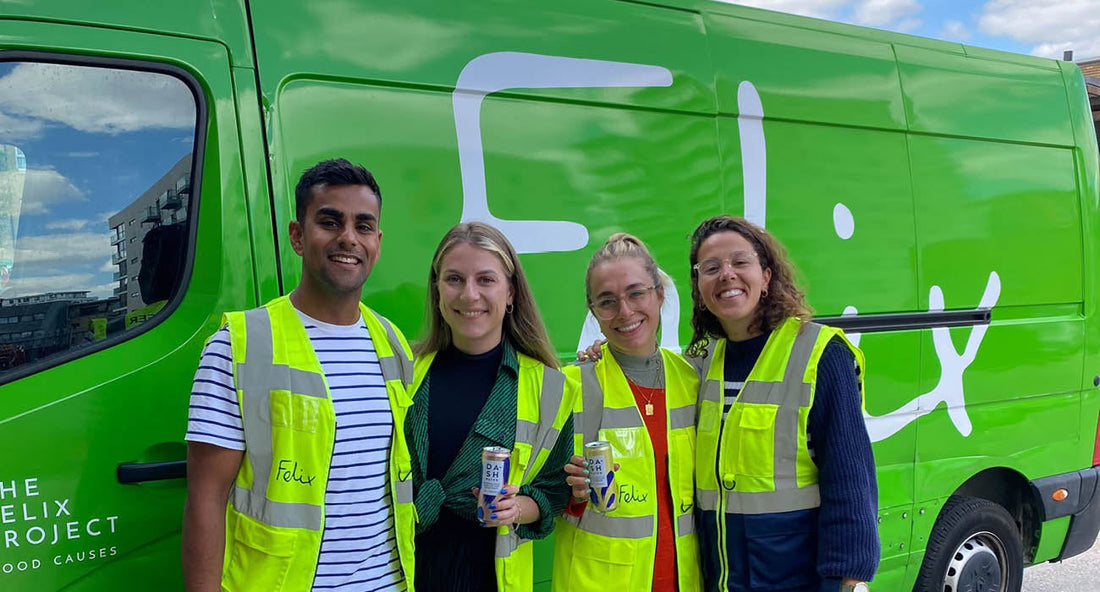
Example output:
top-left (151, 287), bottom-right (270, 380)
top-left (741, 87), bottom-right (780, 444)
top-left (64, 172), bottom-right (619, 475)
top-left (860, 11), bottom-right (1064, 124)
top-left (0, 62), bottom-right (196, 375)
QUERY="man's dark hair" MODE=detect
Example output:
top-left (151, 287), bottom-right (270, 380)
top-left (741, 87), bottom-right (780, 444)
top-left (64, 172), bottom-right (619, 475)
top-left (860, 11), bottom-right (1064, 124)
top-left (294, 158), bottom-right (381, 221)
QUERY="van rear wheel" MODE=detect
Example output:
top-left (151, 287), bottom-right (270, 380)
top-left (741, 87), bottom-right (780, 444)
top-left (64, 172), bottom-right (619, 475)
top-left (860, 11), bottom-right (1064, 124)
top-left (913, 495), bottom-right (1023, 592)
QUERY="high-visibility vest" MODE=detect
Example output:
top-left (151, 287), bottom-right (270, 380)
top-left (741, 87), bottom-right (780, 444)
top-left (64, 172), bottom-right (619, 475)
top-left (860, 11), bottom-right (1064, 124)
top-left (220, 295), bottom-right (417, 592)
top-left (553, 345), bottom-right (703, 592)
top-left (694, 318), bottom-right (865, 591)
top-left (410, 348), bottom-right (579, 592)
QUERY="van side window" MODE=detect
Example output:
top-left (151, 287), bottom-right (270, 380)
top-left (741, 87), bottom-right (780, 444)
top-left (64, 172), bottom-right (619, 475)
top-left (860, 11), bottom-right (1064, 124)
top-left (0, 60), bottom-right (197, 377)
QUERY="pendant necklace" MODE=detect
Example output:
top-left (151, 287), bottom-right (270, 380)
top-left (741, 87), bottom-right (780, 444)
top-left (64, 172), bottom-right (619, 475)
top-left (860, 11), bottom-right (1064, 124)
top-left (626, 352), bottom-right (664, 416)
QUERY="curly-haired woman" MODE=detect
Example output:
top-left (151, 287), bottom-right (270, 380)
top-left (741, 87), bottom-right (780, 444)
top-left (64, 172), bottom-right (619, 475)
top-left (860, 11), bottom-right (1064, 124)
top-left (687, 215), bottom-right (879, 592)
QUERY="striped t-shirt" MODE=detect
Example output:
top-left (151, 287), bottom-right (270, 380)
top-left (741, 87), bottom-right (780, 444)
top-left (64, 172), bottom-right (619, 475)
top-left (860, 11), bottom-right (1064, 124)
top-left (185, 311), bottom-right (404, 592)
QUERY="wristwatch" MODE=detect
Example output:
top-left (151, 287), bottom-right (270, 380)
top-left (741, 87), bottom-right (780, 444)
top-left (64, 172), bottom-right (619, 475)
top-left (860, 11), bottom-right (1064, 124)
top-left (840, 583), bottom-right (869, 592)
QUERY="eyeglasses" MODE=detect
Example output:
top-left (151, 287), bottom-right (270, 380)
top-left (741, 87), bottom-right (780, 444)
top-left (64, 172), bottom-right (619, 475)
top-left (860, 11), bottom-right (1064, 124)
top-left (693, 251), bottom-right (759, 278)
top-left (589, 285), bottom-right (657, 320)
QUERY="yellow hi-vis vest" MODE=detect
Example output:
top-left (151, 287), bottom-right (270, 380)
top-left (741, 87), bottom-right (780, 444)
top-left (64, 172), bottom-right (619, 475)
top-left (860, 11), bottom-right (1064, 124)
top-left (220, 296), bottom-right (417, 592)
top-left (552, 345), bottom-right (703, 592)
top-left (410, 349), bottom-right (579, 592)
top-left (694, 318), bottom-right (865, 591)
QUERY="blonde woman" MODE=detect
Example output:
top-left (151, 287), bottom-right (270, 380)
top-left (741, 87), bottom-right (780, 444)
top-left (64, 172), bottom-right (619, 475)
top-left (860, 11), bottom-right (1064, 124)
top-left (405, 221), bottom-right (579, 592)
top-left (555, 233), bottom-right (702, 592)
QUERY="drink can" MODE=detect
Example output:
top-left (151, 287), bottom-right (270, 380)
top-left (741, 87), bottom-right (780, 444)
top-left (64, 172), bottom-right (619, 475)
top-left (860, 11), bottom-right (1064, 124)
top-left (479, 446), bottom-right (510, 524)
top-left (584, 441), bottom-right (618, 512)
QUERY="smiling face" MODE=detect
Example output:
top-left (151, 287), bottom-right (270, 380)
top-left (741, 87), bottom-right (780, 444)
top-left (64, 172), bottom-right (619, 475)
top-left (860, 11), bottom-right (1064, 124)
top-left (588, 258), bottom-right (662, 356)
top-left (695, 230), bottom-right (772, 341)
top-left (437, 241), bottom-right (514, 355)
top-left (289, 183), bottom-right (382, 302)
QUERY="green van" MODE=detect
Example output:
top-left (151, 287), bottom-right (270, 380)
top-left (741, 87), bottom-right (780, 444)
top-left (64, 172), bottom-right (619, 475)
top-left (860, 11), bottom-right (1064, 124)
top-left (0, 1), bottom-right (1097, 591)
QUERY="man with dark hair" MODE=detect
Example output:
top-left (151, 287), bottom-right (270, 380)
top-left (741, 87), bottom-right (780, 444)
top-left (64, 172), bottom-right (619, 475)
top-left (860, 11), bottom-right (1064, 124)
top-left (294, 157), bottom-right (381, 221)
top-left (182, 159), bottom-right (416, 592)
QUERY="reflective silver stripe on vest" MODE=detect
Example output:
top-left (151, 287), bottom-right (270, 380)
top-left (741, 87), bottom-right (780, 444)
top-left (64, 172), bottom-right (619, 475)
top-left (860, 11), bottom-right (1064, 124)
top-left (669, 404), bottom-right (695, 430)
top-left (562, 512), bottom-right (581, 527)
top-left (375, 315), bottom-right (412, 386)
top-left (578, 511), bottom-right (654, 539)
top-left (232, 487), bottom-right (323, 530)
top-left (697, 489), bottom-right (719, 512)
top-left (699, 341), bottom-right (721, 406)
top-left (233, 307), bottom-right (329, 531)
top-left (601, 406), bottom-right (642, 430)
top-left (394, 477), bottom-right (414, 504)
top-left (513, 367), bottom-right (566, 481)
top-left (495, 529), bottom-right (531, 558)
top-left (771, 323), bottom-right (821, 492)
top-left (525, 367), bottom-right (566, 463)
top-left (676, 510), bottom-right (695, 536)
top-left (724, 484), bottom-right (821, 514)
top-left (578, 363), bottom-right (604, 445)
top-left (515, 419), bottom-right (538, 447)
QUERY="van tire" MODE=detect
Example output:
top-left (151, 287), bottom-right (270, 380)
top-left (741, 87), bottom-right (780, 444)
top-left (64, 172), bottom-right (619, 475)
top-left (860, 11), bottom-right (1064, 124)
top-left (913, 495), bottom-right (1023, 592)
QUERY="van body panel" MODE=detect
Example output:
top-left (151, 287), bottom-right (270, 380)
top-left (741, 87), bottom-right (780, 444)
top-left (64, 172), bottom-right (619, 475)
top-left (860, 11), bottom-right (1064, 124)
top-left (0, 0), bottom-right (253, 67)
top-left (705, 12), bottom-right (907, 129)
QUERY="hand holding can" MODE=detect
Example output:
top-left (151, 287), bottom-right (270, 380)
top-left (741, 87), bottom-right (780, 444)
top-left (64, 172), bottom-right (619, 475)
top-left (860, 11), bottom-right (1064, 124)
top-left (478, 446), bottom-right (511, 526)
top-left (584, 441), bottom-right (618, 512)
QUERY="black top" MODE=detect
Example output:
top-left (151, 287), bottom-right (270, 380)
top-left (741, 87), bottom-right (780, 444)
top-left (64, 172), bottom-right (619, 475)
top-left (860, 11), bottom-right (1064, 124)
top-left (425, 343), bottom-right (504, 479)
top-left (408, 341), bottom-right (575, 592)
top-left (416, 344), bottom-right (503, 592)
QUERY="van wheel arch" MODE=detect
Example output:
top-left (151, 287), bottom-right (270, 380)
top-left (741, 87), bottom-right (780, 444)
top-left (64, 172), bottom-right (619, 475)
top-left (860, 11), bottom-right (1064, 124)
top-left (953, 467), bottom-right (1041, 561)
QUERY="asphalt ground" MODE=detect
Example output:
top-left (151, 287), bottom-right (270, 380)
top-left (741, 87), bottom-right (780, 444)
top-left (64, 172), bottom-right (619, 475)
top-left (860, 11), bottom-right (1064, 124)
top-left (1021, 534), bottom-right (1100, 592)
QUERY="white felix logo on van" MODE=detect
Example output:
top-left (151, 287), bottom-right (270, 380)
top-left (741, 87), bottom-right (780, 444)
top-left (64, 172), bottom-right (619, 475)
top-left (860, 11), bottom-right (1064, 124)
top-left (454, 53), bottom-right (995, 443)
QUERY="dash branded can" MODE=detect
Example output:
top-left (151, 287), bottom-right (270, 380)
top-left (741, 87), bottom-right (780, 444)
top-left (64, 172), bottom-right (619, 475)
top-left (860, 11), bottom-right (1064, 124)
top-left (584, 441), bottom-right (618, 512)
top-left (478, 446), bottom-right (511, 523)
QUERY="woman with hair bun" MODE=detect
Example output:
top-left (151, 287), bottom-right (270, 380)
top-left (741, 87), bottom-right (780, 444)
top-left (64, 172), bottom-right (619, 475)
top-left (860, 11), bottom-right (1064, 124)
top-left (554, 233), bottom-right (703, 592)
top-left (687, 215), bottom-right (878, 592)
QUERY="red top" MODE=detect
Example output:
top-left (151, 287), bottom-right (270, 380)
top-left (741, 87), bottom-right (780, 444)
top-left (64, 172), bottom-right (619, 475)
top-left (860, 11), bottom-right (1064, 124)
top-left (563, 381), bottom-right (678, 591)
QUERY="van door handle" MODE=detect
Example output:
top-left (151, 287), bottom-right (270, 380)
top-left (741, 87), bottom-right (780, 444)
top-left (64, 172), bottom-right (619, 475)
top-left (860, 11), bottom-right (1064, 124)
top-left (116, 460), bottom-right (187, 483)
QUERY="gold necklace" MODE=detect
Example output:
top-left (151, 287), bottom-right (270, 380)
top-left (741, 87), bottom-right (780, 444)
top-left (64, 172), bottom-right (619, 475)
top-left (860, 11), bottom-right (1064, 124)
top-left (623, 351), bottom-right (664, 416)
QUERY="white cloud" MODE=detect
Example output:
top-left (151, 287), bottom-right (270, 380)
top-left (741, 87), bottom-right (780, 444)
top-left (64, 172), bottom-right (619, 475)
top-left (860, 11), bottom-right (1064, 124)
top-left (0, 111), bottom-right (43, 142)
top-left (715, 0), bottom-right (852, 19)
top-left (19, 167), bottom-right (85, 216)
top-left (14, 232), bottom-right (113, 266)
top-left (0, 62), bottom-right (195, 135)
top-left (45, 219), bottom-right (91, 231)
top-left (1, 273), bottom-right (109, 299)
top-left (854, 0), bottom-right (922, 27)
top-left (894, 17), bottom-right (923, 33)
top-left (98, 259), bottom-right (115, 273)
top-left (64, 152), bottom-right (100, 159)
top-left (979, 0), bottom-right (1100, 59)
top-left (939, 20), bottom-right (972, 42)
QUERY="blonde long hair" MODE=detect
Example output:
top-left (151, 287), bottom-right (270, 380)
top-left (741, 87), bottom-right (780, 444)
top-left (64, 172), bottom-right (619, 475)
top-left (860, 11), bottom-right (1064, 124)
top-left (415, 221), bottom-right (559, 368)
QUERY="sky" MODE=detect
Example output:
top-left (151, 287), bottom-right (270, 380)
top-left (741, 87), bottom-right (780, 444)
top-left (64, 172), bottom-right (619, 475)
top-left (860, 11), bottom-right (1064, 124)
top-left (721, 0), bottom-right (1100, 60)
top-left (0, 62), bottom-right (194, 301)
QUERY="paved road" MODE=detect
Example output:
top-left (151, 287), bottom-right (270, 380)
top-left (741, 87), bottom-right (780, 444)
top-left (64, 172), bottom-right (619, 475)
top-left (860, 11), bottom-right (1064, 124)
top-left (1022, 534), bottom-right (1100, 592)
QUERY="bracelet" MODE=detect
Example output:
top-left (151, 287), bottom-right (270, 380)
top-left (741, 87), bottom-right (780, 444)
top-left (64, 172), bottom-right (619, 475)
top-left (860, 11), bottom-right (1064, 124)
top-left (514, 500), bottom-right (524, 526)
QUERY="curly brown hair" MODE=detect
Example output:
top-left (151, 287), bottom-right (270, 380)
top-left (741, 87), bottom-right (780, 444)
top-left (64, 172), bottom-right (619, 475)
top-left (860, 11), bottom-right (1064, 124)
top-left (686, 215), bottom-right (812, 358)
